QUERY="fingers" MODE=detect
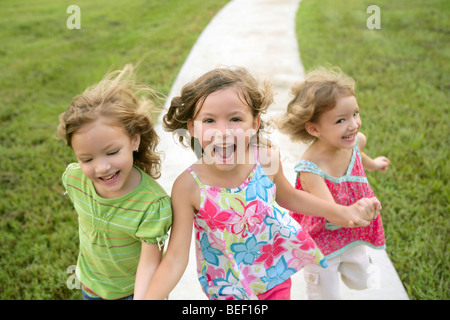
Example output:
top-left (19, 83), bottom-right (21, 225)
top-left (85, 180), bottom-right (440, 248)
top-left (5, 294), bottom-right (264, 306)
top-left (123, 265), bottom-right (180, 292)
top-left (358, 197), bottom-right (374, 219)
top-left (376, 156), bottom-right (391, 171)
top-left (351, 197), bottom-right (382, 227)
top-left (370, 197), bottom-right (382, 214)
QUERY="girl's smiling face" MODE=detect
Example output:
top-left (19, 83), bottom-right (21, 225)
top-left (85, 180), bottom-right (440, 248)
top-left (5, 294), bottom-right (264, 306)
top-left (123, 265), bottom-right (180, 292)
top-left (71, 118), bottom-right (141, 198)
top-left (308, 95), bottom-right (362, 149)
top-left (188, 86), bottom-right (261, 169)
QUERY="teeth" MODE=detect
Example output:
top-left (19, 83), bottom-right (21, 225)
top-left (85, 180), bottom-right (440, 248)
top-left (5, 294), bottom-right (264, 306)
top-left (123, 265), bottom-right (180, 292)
top-left (101, 172), bottom-right (118, 181)
top-left (343, 133), bottom-right (355, 139)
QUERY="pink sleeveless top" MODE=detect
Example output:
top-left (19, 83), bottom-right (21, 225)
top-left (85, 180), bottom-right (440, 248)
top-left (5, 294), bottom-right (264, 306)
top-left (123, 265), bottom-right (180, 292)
top-left (188, 148), bottom-right (327, 300)
top-left (290, 144), bottom-right (385, 259)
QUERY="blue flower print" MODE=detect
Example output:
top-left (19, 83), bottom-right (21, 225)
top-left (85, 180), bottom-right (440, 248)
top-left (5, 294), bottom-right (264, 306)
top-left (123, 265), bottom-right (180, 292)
top-left (246, 166), bottom-right (273, 202)
top-left (213, 269), bottom-right (249, 300)
top-left (261, 256), bottom-right (296, 290)
top-left (230, 235), bottom-right (266, 265)
top-left (200, 233), bottom-right (223, 266)
top-left (198, 265), bottom-right (210, 293)
top-left (264, 206), bottom-right (298, 240)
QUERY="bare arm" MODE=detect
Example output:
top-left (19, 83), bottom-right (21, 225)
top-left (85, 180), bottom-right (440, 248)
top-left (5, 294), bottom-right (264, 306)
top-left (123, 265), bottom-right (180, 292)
top-left (141, 171), bottom-right (195, 299)
top-left (358, 132), bottom-right (391, 172)
top-left (133, 242), bottom-right (163, 299)
top-left (270, 150), bottom-right (380, 227)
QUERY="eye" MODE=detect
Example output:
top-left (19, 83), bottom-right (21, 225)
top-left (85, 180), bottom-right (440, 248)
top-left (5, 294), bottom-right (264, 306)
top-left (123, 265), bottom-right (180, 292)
top-left (80, 158), bottom-right (92, 163)
top-left (336, 119), bottom-right (345, 124)
top-left (353, 110), bottom-right (360, 117)
top-left (203, 118), bottom-right (214, 123)
top-left (230, 117), bottom-right (242, 122)
top-left (107, 150), bottom-right (119, 156)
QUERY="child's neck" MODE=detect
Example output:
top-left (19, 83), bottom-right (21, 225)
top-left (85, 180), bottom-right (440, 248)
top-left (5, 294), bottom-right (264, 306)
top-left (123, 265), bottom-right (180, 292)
top-left (306, 140), bottom-right (353, 178)
top-left (312, 139), bottom-right (350, 156)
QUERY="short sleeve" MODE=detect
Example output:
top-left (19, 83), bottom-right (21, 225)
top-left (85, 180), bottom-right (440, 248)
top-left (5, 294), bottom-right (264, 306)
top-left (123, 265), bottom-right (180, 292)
top-left (294, 160), bottom-right (325, 179)
top-left (135, 196), bottom-right (172, 250)
top-left (61, 163), bottom-right (81, 201)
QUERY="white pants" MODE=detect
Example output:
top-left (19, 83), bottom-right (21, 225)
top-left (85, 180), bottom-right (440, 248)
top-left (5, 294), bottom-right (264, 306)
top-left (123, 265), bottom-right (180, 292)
top-left (303, 245), bottom-right (372, 300)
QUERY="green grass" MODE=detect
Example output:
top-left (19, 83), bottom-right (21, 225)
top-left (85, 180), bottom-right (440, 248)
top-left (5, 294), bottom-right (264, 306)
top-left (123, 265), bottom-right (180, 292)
top-left (0, 0), bottom-right (229, 299)
top-left (296, 0), bottom-right (449, 300)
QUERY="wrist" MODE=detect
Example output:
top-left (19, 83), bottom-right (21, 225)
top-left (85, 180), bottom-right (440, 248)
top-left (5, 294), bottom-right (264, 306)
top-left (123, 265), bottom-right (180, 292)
top-left (326, 203), bottom-right (347, 227)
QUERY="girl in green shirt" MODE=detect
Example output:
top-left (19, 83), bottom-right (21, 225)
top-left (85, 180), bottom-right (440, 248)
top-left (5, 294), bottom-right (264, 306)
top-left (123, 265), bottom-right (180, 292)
top-left (58, 65), bottom-right (172, 300)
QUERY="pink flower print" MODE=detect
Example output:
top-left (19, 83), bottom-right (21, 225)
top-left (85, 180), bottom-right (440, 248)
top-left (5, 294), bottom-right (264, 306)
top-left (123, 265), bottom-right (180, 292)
top-left (241, 266), bottom-right (258, 284)
top-left (254, 234), bottom-right (287, 269)
top-left (230, 199), bottom-right (264, 237)
top-left (199, 197), bottom-right (235, 230)
top-left (294, 230), bottom-right (316, 251)
top-left (287, 247), bottom-right (315, 270)
top-left (206, 265), bottom-right (225, 282)
top-left (206, 188), bottom-right (221, 200)
top-left (209, 233), bottom-right (229, 255)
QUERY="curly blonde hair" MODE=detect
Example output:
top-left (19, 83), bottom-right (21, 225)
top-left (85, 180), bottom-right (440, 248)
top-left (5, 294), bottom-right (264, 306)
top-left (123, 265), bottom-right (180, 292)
top-left (163, 66), bottom-right (273, 157)
top-left (278, 66), bottom-right (356, 143)
top-left (57, 64), bottom-right (163, 179)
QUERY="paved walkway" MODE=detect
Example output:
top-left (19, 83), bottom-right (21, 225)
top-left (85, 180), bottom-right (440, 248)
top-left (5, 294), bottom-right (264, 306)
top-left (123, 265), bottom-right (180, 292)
top-left (155, 0), bottom-right (409, 300)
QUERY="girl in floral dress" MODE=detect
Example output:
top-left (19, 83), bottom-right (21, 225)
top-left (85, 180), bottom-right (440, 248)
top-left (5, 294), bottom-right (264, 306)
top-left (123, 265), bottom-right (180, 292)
top-left (142, 66), bottom-right (381, 300)
top-left (278, 67), bottom-right (390, 299)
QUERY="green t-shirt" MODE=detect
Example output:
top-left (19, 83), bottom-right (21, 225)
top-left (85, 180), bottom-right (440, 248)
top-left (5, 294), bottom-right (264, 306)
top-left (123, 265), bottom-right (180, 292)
top-left (62, 163), bottom-right (172, 299)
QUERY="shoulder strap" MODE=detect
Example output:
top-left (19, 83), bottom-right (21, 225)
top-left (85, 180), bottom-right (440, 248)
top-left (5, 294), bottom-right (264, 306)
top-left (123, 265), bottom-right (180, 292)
top-left (187, 167), bottom-right (205, 188)
top-left (294, 160), bottom-right (325, 179)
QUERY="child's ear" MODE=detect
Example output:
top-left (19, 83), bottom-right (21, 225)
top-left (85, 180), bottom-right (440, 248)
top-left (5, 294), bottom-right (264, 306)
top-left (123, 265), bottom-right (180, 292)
top-left (131, 134), bottom-right (141, 151)
top-left (305, 122), bottom-right (320, 138)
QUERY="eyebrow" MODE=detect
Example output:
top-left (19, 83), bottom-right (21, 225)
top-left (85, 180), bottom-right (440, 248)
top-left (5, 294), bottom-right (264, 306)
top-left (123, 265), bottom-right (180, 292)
top-left (75, 143), bottom-right (119, 157)
top-left (196, 110), bottom-right (246, 118)
top-left (335, 107), bottom-right (359, 118)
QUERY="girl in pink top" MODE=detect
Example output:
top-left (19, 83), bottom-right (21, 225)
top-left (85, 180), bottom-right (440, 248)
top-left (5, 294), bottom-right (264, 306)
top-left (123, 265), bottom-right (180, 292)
top-left (278, 67), bottom-right (391, 299)
top-left (141, 66), bottom-right (382, 300)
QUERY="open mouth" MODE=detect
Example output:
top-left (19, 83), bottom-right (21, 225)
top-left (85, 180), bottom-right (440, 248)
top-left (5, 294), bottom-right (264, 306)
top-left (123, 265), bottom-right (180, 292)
top-left (213, 144), bottom-right (236, 162)
top-left (99, 171), bottom-right (120, 184)
top-left (342, 133), bottom-right (357, 140)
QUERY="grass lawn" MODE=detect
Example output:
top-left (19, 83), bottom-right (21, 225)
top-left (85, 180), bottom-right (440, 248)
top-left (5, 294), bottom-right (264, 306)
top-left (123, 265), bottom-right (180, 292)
top-left (0, 0), bottom-right (229, 299)
top-left (296, 0), bottom-right (449, 299)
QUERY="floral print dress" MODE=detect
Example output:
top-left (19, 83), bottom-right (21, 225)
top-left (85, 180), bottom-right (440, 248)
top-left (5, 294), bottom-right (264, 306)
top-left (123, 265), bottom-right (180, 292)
top-left (188, 153), bottom-right (327, 300)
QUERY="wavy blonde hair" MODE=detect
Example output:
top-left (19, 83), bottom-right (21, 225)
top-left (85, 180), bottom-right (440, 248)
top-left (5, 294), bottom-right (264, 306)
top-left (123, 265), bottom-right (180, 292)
top-left (57, 64), bottom-right (163, 179)
top-left (163, 66), bottom-right (273, 157)
top-left (278, 66), bottom-right (356, 143)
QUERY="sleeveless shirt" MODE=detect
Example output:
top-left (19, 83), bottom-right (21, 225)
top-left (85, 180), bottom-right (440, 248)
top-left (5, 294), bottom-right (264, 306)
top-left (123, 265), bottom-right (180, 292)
top-left (290, 144), bottom-right (385, 259)
top-left (188, 148), bottom-right (327, 300)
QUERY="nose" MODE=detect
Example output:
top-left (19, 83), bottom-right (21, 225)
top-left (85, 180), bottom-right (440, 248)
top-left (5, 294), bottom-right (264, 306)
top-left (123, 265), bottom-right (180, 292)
top-left (349, 117), bottom-right (360, 131)
top-left (95, 158), bottom-right (111, 174)
top-left (207, 121), bottom-right (233, 142)
top-left (214, 127), bottom-right (234, 144)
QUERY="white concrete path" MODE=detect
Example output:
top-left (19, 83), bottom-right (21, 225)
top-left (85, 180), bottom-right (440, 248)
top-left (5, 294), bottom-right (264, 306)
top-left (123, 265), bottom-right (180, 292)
top-left (155, 0), bottom-right (409, 300)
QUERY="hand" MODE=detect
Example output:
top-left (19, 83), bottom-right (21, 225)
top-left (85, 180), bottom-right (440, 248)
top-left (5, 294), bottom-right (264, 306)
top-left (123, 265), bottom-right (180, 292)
top-left (369, 156), bottom-right (391, 171)
top-left (346, 197), bottom-right (382, 228)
